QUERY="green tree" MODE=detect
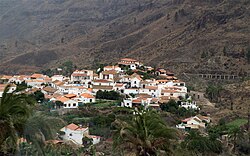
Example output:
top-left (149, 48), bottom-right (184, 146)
top-left (228, 126), bottom-right (243, 152)
top-left (181, 130), bottom-right (222, 155)
top-left (0, 85), bottom-right (65, 155)
top-left (160, 99), bottom-right (178, 113)
top-left (96, 90), bottom-right (122, 100)
top-left (33, 90), bottom-right (45, 103)
top-left (205, 84), bottom-right (223, 102)
top-left (112, 109), bottom-right (177, 155)
top-left (0, 85), bottom-right (34, 153)
top-left (22, 112), bottom-right (65, 155)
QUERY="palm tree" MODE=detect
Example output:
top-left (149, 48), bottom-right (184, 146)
top-left (205, 84), bottom-right (223, 102)
top-left (0, 85), bottom-right (65, 155)
top-left (181, 130), bottom-right (223, 155)
top-left (112, 109), bottom-right (177, 155)
top-left (228, 126), bottom-right (243, 152)
top-left (21, 112), bottom-right (65, 155)
top-left (0, 85), bottom-right (34, 152)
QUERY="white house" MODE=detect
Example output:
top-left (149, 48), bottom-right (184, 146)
top-left (25, 79), bottom-right (46, 87)
top-left (80, 93), bottom-right (96, 103)
top-left (103, 65), bottom-right (122, 72)
top-left (56, 96), bottom-right (79, 108)
top-left (124, 88), bottom-right (139, 95)
top-left (60, 123), bottom-right (100, 145)
top-left (51, 75), bottom-right (65, 82)
top-left (121, 97), bottom-right (151, 108)
top-left (118, 58), bottom-right (141, 70)
top-left (139, 86), bottom-right (158, 97)
top-left (71, 70), bottom-right (94, 84)
top-left (99, 70), bottom-right (117, 80)
top-left (113, 83), bottom-right (126, 92)
top-left (130, 73), bottom-right (142, 88)
top-left (180, 101), bottom-right (200, 110)
top-left (60, 123), bottom-right (90, 145)
top-left (176, 115), bottom-right (211, 130)
top-left (92, 79), bottom-right (113, 86)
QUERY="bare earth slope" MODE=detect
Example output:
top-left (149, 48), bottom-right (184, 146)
top-left (0, 0), bottom-right (249, 74)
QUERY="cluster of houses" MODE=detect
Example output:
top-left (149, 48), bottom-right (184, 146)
top-left (0, 58), bottom-right (189, 110)
top-left (0, 58), bottom-right (211, 145)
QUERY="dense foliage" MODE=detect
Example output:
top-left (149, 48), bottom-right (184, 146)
top-left (160, 99), bottom-right (197, 117)
top-left (0, 85), bottom-right (64, 155)
top-left (96, 90), bottom-right (123, 100)
top-left (112, 109), bottom-right (177, 155)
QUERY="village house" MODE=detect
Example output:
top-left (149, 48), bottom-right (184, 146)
top-left (41, 86), bottom-right (57, 95)
top-left (180, 101), bottom-right (200, 110)
top-left (139, 86), bottom-right (159, 97)
top-left (9, 75), bottom-right (30, 84)
top-left (155, 68), bottom-right (167, 76)
top-left (25, 79), bottom-right (46, 88)
top-left (71, 70), bottom-right (94, 84)
top-left (118, 58), bottom-right (141, 70)
top-left (56, 96), bottom-right (79, 109)
top-left (160, 86), bottom-right (187, 99)
top-left (176, 115), bottom-right (211, 131)
top-left (121, 97), bottom-right (154, 108)
top-left (80, 93), bottom-right (96, 103)
top-left (99, 70), bottom-right (118, 80)
top-left (0, 75), bottom-right (13, 84)
top-left (130, 73), bottom-right (142, 88)
top-left (60, 123), bottom-right (100, 145)
top-left (103, 65), bottom-right (122, 72)
top-left (92, 79), bottom-right (114, 86)
top-left (124, 88), bottom-right (139, 95)
top-left (66, 85), bottom-right (88, 96)
top-left (51, 75), bottom-right (66, 82)
top-left (92, 85), bottom-right (113, 93)
top-left (113, 83), bottom-right (126, 92)
top-left (51, 80), bottom-right (65, 89)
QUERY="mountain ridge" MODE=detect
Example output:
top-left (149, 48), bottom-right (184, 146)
top-left (0, 0), bottom-right (249, 75)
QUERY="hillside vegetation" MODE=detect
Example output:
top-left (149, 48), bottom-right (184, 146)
top-left (0, 0), bottom-right (249, 75)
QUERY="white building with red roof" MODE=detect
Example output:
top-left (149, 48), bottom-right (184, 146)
top-left (130, 73), bottom-right (142, 88)
top-left (176, 115), bottom-right (211, 131)
top-left (118, 58), bottom-right (141, 70)
top-left (60, 123), bottom-right (100, 145)
top-left (99, 70), bottom-right (118, 80)
top-left (71, 70), bottom-right (94, 84)
top-left (80, 93), bottom-right (96, 103)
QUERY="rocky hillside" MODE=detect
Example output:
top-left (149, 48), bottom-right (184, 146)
top-left (0, 0), bottom-right (249, 75)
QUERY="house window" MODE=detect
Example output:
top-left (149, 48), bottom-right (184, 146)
top-left (64, 104), bottom-right (66, 107)
top-left (90, 99), bottom-right (92, 102)
top-left (68, 104), bottom-right (71, 107)
top-left (73, 103), bottom-right (76, 106)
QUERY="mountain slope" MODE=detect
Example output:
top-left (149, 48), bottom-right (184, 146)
top-left (0, 0), bottom-right (249, 75)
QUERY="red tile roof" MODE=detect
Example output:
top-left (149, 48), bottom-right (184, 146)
top-left (56, 96), bottom-right (70, 103)
top-left (81, 93), bottom-right (94, 98)
top-left (65, 123), bottom-right (88, 131)
top-left (64, 94), bottom-right (77, 98)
